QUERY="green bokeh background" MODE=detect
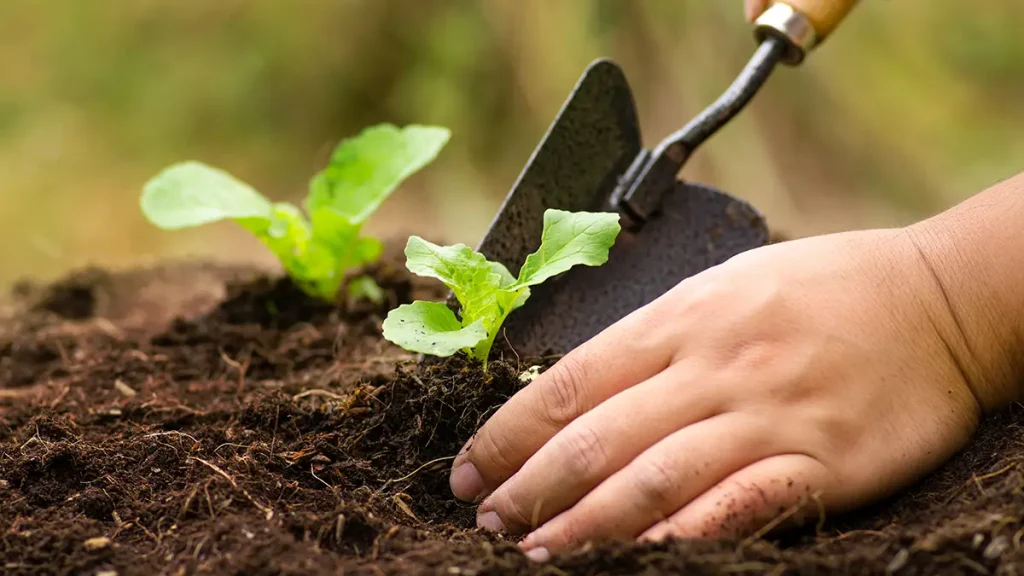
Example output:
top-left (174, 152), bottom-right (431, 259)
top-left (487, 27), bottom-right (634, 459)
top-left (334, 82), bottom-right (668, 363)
top-left (2, 1), bottom-right (1023, 288)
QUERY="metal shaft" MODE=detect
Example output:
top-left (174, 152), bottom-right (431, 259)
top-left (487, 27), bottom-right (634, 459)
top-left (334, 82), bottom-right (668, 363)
top-left (658, 35), bottom-right (786, 160)
top-left (615, 35), bottom-right (787, 222)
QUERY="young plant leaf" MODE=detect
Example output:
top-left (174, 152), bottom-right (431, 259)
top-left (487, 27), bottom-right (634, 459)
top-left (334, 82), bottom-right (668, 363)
top-left (404, 237), bottom-right (501, 313)
top-left (382, 301), bottom-right (488, 357)
top-left (514, 209), bottom-right (622, 288)
top-left (141, 161), bottom-right (273, 229)
top-left (382, 209), bottom-right (621, 369)
top-left (307, 124), bottom-right (451, 224)
top-left (347, 275), bottom-right (385, 305)
top-left (139, 123), bottom-right (450, 305)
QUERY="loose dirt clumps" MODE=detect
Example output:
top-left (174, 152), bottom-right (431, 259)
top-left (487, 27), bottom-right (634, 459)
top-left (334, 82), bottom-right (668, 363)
top-left (4, 258), bottom-right (1024, 575)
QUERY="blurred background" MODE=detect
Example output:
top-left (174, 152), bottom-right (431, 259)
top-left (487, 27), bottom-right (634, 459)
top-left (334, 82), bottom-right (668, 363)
top-left (1, 0), bottom-right (1023, 289)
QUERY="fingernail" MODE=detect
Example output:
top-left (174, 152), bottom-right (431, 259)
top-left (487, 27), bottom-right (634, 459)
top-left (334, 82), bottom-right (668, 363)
top-left (524, 547), bottom-right (551, 563)
top-left (476, 510), bottom-right (506, 533)
top-left (450, 462), bottom-right (485, 502)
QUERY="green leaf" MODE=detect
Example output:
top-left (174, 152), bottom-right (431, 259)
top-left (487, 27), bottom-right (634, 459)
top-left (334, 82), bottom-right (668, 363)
top-left (515, 209), bottom-right (621, 288)
top-left (307, 124), bottom-right (450, 224)
top-left (239, 203), bottom-right (341, 300)
top-left (384, 211), bottom-right (621, 368)
top-left (141, 161), bottom-right (272, 229)
top-left (489, 261), bottom-right (517, 288)
top-left (353, 236), bottom-right (384, 266)
top-left (382, 301), bottom-right (488, 357)
top-left (403, 236), bottom-right (505, 322)
top-left (239, 202), bottom-right (310, 261)
top-left (347, 275), bottom-right (385, 305)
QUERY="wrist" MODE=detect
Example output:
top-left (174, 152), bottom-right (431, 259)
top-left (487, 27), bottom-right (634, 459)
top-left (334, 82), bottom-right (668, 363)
top-left (905, 172), bottom-right (1024, 412)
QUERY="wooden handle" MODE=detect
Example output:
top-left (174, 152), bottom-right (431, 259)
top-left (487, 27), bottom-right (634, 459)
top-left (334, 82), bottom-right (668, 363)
top-left (774, 0), bottom-right (859, 40)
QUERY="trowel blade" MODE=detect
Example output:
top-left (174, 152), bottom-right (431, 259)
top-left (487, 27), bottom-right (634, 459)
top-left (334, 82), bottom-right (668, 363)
top-left (474, 58), bottom-right (642, 273)
top-left (496, 181), bottom-right (769, 357)
top-left (472, 58), bottom-right (769, 358)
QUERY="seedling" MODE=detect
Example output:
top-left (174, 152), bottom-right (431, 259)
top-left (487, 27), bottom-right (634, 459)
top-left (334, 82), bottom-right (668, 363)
top-left (382, 209), bottom-right (621, 368)
top-left (140, 124), bottom-right (450, 302)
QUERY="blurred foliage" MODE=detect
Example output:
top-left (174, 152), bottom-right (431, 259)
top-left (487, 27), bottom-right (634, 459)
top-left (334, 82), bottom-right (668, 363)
top-left (1, 0), bottom-right (1023, 288)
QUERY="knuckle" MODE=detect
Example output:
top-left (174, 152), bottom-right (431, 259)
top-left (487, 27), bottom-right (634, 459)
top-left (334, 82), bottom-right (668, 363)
top-left (473, 425), bottom-right (522, 484)
top-left (552, 516), bottom-right (584, 547)
top-left (492, 489), bottom-right (538, 531)
top-left (559, 424), bottom-right (609, 480)
top-left (633, 456), bottom-right (685, 511)
top-left (686, 481), bottom-right (766, 539)
top-left (539, 355), bottom-right (589, 426)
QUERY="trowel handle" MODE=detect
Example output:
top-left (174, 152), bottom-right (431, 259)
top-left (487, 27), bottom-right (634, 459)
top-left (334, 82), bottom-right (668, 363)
top-left (755, 0), bottom-right (859, 64)
top-left (781, 0), bottom-right (858, 38)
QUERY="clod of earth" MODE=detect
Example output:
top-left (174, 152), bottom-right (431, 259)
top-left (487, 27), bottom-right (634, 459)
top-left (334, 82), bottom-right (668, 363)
top-left (5, 256), bottom-right (1024, 575)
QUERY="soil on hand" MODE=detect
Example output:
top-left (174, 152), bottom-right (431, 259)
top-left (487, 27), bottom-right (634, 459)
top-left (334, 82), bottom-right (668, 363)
top-left (4, 258), bottom-right (1024, 575)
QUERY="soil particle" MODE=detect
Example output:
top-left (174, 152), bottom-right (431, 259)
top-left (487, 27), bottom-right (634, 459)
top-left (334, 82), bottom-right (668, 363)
top-left (4, 260), bottom-right (1024, 575)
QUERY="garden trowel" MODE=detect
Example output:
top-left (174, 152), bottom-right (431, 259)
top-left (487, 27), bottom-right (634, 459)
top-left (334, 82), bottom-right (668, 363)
top-left (472, 0), bottom-right (860, 357)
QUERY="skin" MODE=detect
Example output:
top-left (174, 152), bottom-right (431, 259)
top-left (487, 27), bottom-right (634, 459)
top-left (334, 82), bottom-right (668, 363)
top-left (448, 7), bottom-right (1024, 556)
top-left (449, 172), bottom-right (1024, 562)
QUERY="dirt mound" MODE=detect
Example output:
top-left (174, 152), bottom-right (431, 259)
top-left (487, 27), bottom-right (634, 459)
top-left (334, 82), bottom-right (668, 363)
top-left (3, 260), bottom-right (1024, 575)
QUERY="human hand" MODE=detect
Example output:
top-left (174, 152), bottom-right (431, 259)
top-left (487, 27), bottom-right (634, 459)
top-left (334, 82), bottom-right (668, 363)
top-left (745, 0), bottom-right (770, 22)
top-left (448, 225), bottom-right (1010, 561)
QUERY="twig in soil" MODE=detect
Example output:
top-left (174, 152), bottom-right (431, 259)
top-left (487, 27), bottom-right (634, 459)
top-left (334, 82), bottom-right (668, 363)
top-left (376, 455), bottom-right (455, 493)
top-left (1013, 525), bottom-right (1024, 550)
top-left (192, 457), bottom-right (237, 487)
top-left (501, 328), bottom-right (521, 369)
top-left (335, 353), bottom-right (418, 370)
top-left (219, 347), bottom-right (251, 395)
top-left (934, 553), bottom-right (989, 575)
top-left (144, 431), bottom-right (199, 444)
top-left (180, 483), bottom-right (200, 519)
top-left (335, 514), bottom-right (346, 547)
top-left (817, 529), bottom-right (888, 544)
top-left (245, 489), bottom-right (274, 520)
top-left (214, 442), bottom-right (254, 454)
top-left (191, 457), bottom-right (276, 521)
top-left (739, 490), bottom-right (823, 549)
top-left (49, 384), bottom-right (70, 409)
top-left (271, 405), bottom-right (280, 454)
top-left (310, 462), bottom-right (333, 489)
top-left (293, 389), bottom-right (348, 402)
top-left (990, 514), bottom-right (1018, 540)
top-left (204, 482), bottom-right (216, 518)
top-left (944, 461), bottom-right (1019, 504)
top-left (136, 518), bottom-right (160, 545)
top-left (811, 491), bottom-right (826, 533)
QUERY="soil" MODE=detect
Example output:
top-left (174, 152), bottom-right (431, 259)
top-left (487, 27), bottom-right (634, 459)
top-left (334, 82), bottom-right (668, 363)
top-left (4, 254), bottom-right (1024, 575)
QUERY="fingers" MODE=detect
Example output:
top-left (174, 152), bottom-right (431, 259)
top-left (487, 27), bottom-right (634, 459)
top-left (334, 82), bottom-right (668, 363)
top-left (517, 412), bottom-right (783, 555)
top-left (476, 360), bottom-right (723, 533)
top-left (745, 0), bottom-right (770, 22)
top-left (639, 453), bottom-right (833, 542)
top-left (450, 305), bottom-right (678, 502)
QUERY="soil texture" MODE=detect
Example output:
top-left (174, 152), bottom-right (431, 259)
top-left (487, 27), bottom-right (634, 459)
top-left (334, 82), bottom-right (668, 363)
top-left (4, 258), bottom-right (1024, 575)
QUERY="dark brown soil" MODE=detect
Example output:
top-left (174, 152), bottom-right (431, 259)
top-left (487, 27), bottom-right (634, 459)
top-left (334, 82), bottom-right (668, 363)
top-left (4, 258), bottom-right (1024, 575)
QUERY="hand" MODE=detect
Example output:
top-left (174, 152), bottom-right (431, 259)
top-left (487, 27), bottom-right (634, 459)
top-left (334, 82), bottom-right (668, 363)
top-left (745, 0), bottom-right (770, 22)
top-left (448, 226), bottom-right (1003, 561)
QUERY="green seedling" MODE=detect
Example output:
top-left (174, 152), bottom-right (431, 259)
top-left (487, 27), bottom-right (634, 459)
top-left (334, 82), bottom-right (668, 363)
top-left (382, 209), bottom-right (621, 369)
top-left (140, 124), bottom-right (450, 302)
